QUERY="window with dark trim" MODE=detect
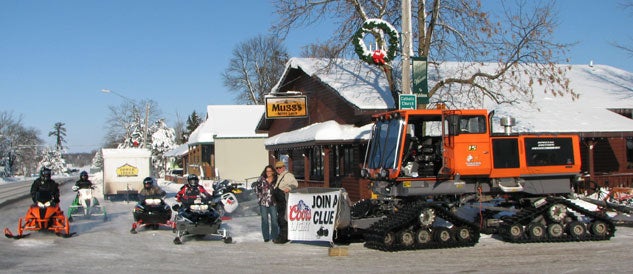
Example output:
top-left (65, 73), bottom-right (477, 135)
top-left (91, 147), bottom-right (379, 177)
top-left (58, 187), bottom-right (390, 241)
top-left (342, 146), bottom-right (355, 176)
top-left (458, 115), bottom-right (487, 134)
top-left (310, 146), bottom-right (324, 180)
top-left (627, 137), bottom-right (633, 169)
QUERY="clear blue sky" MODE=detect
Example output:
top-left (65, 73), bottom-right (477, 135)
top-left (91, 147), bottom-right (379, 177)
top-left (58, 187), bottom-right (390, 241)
top-left (1, 0), bottom-right (631, 153)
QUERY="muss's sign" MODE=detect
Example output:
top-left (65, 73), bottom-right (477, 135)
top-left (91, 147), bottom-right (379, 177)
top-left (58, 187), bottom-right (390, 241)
top-left (265, 96), bottom-right (308, 119)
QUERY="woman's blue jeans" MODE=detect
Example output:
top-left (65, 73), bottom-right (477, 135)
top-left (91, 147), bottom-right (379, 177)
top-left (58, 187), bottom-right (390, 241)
top-left (260, 205), bottom-right (279, 241)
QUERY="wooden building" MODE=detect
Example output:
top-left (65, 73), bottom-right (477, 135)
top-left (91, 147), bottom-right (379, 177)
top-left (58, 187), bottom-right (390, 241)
top-left (187, 105), bottom-right (268, 182)
top-left (257, 58), bottom-right (395, 201)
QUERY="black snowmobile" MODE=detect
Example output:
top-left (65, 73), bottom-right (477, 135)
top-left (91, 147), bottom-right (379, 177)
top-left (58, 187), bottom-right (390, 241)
top-left (130, 195), bottom-right (174, 233)
top-left (172, 195), bottom-right (232, 244)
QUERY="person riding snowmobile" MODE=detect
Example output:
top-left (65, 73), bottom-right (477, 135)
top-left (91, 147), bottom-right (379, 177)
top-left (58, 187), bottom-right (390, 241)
top-left (30, 167), bottom-right (60, 205)
top-left (132, 177), bottom-right (170, 232)
top-left (138, 177), bottom-right (166, 200)
top-left (176, 174), bottom-right (212, 206)
top-left (73, 171), bottom-right (93, 191)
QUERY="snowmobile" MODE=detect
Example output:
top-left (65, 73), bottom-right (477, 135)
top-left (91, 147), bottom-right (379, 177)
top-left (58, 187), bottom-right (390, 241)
top-left (130, 195), bottom-right (175, 234)
top-left (210, 179), bottom-right (240, 217)
top-left (4, 190), bottom-right (73, 239)
top-left (67, 186), bottom-right (108, 222)
top-left (172, 195), bottom-right (232, 244)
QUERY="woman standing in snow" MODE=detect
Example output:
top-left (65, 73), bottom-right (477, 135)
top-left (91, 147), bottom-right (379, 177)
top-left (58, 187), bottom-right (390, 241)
top-left (254, 165), bottom-right (279, 242)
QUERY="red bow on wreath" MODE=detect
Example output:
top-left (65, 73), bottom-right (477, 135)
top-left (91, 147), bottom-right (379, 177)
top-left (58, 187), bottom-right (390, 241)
top-left (372, 49), bottom-right (386, 65)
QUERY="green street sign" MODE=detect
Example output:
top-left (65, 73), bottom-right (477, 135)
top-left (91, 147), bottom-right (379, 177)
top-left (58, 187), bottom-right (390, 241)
top-left (412, 56), bottom-right (429, 104)
top-left (399, 94), bottom-right (417, 110)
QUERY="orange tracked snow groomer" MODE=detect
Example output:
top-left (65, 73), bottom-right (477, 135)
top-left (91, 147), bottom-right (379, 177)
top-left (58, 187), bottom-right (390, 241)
top-left (340, 107), bottom-right (614, 251)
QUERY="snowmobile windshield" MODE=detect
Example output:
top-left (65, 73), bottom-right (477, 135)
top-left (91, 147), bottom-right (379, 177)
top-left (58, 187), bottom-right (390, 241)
top-left (366, 117), bottom-right (404, 170)
top-left (35, 191), bottom-right (54, 203)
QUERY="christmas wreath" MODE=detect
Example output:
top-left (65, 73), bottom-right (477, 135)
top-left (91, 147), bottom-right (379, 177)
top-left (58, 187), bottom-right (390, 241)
top-left (353, 19), bottom-right (399, 65)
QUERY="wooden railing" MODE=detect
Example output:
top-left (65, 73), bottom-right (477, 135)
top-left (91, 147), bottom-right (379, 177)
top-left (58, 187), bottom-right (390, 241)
top-left (593, 173), bottom-right (633, 188)
top-left (575, 173), bottom-right (633, 194)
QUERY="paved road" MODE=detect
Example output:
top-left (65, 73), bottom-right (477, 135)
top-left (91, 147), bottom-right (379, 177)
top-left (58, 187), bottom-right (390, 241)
top-left (1, 179), bottom-right (633, 273)
top-left (0, 177), bottom-right (73, 207)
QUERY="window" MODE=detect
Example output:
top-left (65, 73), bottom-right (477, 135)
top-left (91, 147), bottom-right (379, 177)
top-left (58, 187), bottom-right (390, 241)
top-left (492, 138), bottom-right (520, 168)
top-left (367, 118), bottom-right (403, 169)
top-left (524, 138), bottom-right (575, 166)
top-left (458, 115), bottom-right (487, 134)
top-left (288, 151), bottom-right (304, 179)
top-left (310, 147), bottom-right (324, 180)
top-left (627, 137), bottom-right (633, 169)
top-left (335, 145), bottom-right (356, 177)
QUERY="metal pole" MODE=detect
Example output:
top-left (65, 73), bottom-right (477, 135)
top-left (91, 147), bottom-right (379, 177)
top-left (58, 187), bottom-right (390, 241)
top-left (101, 89), bottom-right (149, 148)
top-left (401, 0), bottom-right (413, 95)
top-left (144, 103), bottom-right (150, 148)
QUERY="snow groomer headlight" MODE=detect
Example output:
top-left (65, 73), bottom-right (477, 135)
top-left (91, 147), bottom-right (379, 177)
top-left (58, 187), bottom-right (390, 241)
top-left (360, 168), bottom-right (369, 178)
top-left (379, 168), bottom-right (389, 179)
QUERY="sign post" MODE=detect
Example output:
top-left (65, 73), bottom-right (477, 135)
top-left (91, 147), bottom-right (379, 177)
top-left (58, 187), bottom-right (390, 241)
top-left (399, 94), bottom-right (417, 110)
top-left (412, 56), bottom-right (429, 105)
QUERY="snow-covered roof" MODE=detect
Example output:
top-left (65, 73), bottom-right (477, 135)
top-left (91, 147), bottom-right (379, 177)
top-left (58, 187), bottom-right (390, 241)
top-left (266, 60), bottom-right (633, 147)
top-left (264, 120), bottom-right (373, 148)
top-left (101, 148), bottom-right (152, 157)
top-left (476, 64), bottom-right (633, 133)
top-left (164, 143), bottom-right (188, 157)
top-left (272, 57), bottom-right (395, 110)
top-left (188, 105), bottom-right (267, 144)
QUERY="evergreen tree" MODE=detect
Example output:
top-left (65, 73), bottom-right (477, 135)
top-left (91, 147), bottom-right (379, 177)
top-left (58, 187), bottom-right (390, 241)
top-left (48, 122), bottom-right (67, 151)
top-left (181, 111), bottom-right (203, 143)
top-left (38, 146), bottom-right (66, 175)
top-left (91, 149), bottom-right (103, 170)
top-left (149, 119), bottom-right (177, 177)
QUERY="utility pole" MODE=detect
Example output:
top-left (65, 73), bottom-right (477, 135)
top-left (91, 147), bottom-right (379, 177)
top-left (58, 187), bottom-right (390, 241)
top-left (101, 89), bottom-right (151, 148)
top-left (401, 0), bottom-right (413, 95)
top-left (144, 103), bottom-right (150, 149)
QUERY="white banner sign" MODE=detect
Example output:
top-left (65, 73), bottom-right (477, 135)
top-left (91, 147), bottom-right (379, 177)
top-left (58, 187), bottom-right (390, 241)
top-left (287, 190), bottom-right (341, 242)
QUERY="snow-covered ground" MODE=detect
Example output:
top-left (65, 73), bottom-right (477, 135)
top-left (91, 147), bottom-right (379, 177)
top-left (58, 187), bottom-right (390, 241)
top-left (0, 176), bottom-right (36, 185)
top-left (2, 173), bottom-right (633, 273)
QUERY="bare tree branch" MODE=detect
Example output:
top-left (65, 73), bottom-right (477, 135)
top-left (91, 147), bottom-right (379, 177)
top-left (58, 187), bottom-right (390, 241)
top-left (272, 0), bottom-right (576, 108)
top-left (222, 35), bottom-right (289, 104)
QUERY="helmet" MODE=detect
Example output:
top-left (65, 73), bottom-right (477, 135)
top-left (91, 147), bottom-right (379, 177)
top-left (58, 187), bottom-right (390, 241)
top-left (80, 171), bottom-right (88, 180)
top-left (143, 177), bottom-right (154, 189)
top-left (187, 174), bottom-right (199, 188)
top-left (40, 167), bottom-right (52, 180)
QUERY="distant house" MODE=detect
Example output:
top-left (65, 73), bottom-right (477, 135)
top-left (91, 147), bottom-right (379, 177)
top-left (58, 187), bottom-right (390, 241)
top-left (163, 143), bottom-right (188, 183)
top-left (258, 58), bottom-right (633, 202)
top-left (187, 105), bottom-right (268, 182)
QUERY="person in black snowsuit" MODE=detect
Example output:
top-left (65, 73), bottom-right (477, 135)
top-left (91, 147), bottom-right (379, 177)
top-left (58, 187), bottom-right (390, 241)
top-left (30, 167), bottom-right (60, 205)
top-left (73, 171), bottom-right (93, 191)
